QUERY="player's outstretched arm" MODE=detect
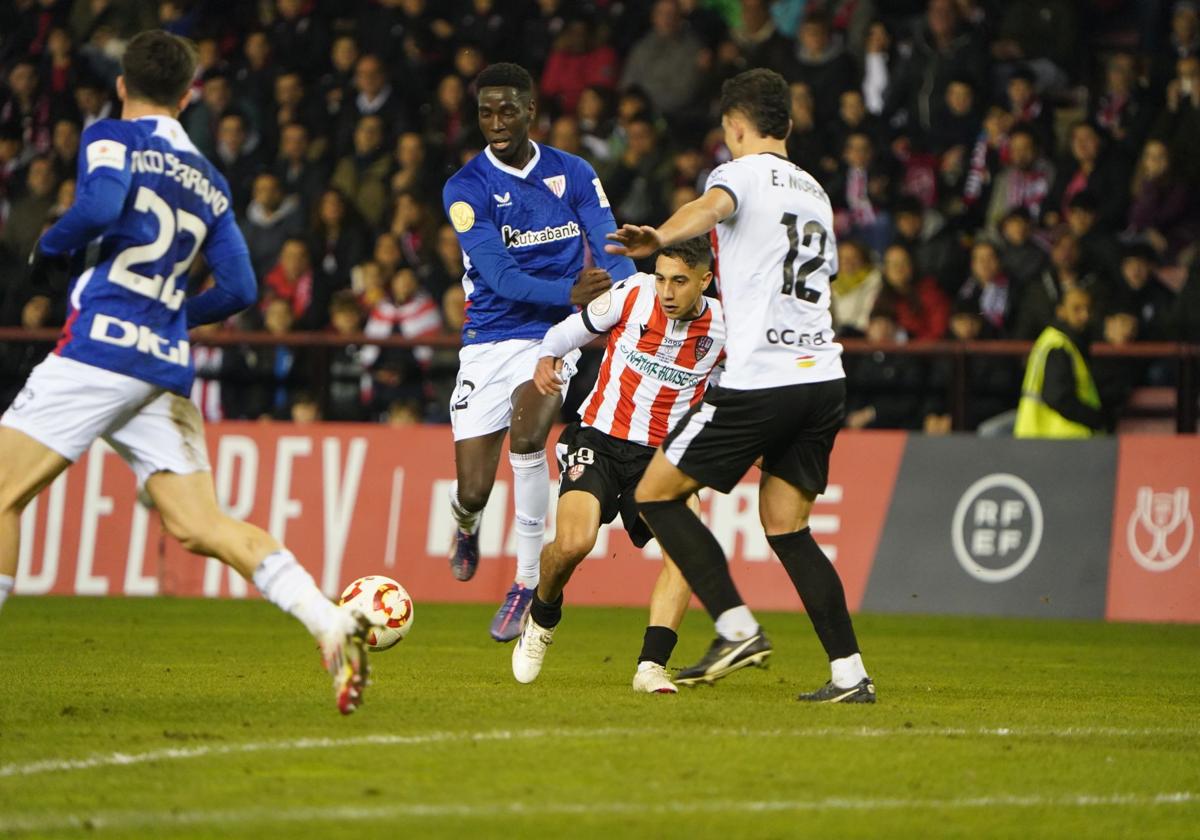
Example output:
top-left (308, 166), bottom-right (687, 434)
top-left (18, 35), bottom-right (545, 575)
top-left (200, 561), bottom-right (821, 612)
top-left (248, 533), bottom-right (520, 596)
top-left (605, 188), bottom-right (735, 259)
top-left (187, 209), bottom-right (257, 327)
top-left (534, 275), bottom-right (639, 394)
top-left (39, 123), bottom-right (134, 258)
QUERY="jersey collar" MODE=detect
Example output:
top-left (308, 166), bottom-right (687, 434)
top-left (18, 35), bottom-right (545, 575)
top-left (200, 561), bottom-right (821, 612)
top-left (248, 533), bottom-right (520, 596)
top-left (135, 115), bottom-right (201, 155)
top-left (484, 141), bottom-right (541, 179)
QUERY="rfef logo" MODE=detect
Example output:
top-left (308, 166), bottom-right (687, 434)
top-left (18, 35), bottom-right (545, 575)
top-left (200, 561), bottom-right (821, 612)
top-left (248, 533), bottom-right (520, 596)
top-left (1127, 487), bottom-right (1193, 573)
top-left (951, 473), bottom-right (1044, 583)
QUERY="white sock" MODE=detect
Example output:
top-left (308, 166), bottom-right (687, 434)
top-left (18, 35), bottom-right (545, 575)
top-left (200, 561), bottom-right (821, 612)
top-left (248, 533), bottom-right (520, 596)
top-left (830, 652), bottom-right (868, 688)
top-left (510, 450), bottom-right (548, 587)
top-left (715, 605), bottom-right (759, 641)
top-left (251, 550), bottom-right (344, 638)
top-left (0, 574), bottom-right (13, 614)
top-left (449, 482), bottom-right (481, 534)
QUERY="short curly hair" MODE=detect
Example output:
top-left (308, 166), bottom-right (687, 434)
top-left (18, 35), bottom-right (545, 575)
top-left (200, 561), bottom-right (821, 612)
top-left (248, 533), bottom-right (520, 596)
top-left (719, 68), bottom-right (790, 140)
top-left (476, 62), bottom-right (534, 95)
top-left (658, 236), bottom-right (713, 270)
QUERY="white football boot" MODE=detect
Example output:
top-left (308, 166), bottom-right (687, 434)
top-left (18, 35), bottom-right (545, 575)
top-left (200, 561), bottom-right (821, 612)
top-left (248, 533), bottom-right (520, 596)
top-left (632, 662), bottom-right (678, 694)
top-left (511, 616), bottom-right (555, 684)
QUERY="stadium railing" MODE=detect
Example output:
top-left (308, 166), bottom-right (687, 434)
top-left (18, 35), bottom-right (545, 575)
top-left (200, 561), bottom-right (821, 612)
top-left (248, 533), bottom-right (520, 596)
top-left (0, 328), bottom-right (1195, 433)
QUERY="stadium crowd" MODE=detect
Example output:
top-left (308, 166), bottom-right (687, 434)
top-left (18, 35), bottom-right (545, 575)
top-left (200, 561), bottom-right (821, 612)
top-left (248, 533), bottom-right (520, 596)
top-left (1, 0), bottom-right (1199, 431)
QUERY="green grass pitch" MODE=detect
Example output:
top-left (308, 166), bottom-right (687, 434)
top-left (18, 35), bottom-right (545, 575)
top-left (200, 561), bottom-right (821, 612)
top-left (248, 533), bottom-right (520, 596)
top-left (1, 597), bottom-right (1198, 839)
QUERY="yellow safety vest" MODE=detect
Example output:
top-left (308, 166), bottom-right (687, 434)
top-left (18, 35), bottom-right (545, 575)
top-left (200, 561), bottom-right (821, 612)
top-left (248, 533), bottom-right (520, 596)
top-left (1014, 326), bottom-right (1101, 439)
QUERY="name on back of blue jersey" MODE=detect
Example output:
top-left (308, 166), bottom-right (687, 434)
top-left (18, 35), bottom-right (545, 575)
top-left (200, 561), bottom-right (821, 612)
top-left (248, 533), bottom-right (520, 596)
top-left (130, 149), bottom-right (230, 215)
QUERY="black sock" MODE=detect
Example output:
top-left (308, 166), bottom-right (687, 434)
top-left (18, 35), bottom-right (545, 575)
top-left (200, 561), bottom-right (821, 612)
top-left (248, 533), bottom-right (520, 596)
top-left (638, 499), bottom-right (743, 620)
top-left (637, 625), bottom-right (678, 666)
top-left (768, 528), bottom-right (859, 660)
top-left (530, 592), bottom-right (563, 629)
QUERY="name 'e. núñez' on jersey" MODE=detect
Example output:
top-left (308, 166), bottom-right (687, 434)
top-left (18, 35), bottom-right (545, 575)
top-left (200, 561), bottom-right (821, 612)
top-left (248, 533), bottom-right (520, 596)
top-left (705, 153), bottom-right (844, 390)
top-left (442, 143), bottom-right (636, 345)
top-left (47, 116), bottom-right (253, 395)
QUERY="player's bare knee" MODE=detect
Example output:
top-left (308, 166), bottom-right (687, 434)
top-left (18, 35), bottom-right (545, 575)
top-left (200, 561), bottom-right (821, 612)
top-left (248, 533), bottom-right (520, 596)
top-left (455, 482), bottom-right (492, 512)
top-left (553, 529), bottom-right (596, 565)
top-left (508, 434), bottom-right (546, 455)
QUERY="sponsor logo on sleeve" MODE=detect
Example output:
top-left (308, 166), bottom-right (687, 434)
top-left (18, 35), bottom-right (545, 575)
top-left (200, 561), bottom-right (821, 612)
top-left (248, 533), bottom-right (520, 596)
top-left (86, 140), bottom-right (127, 174)
top-left (449, 201), bottom-right (475, 233)
top-left (588, 291), bottom-right (613, 318)
top-left (592, 177), bottom-right (610, 208)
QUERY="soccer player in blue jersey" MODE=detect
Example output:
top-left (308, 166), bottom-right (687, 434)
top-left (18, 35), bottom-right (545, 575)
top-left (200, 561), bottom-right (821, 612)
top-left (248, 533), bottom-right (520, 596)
top-left (442, 63), bottom-right (636, 641)
top-left (0, 31), bottom-right (371, 715)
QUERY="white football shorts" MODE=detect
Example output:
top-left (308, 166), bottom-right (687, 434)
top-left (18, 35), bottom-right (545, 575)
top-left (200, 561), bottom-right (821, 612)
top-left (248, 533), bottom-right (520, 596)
top-left (1, 354), bottom-right (211, 489)
top-left (450, 338), bottom-right (581, 441)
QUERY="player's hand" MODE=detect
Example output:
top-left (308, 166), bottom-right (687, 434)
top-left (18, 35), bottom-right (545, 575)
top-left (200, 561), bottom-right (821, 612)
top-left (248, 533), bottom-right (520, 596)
top-left (26, 240), bottom-right (71, 295)
top-left (605, 224), bottom-right (662, 259)
top-left (533, 356), bottom-right (565, 396)
top-left (570, 268), bottom-right (612, 306)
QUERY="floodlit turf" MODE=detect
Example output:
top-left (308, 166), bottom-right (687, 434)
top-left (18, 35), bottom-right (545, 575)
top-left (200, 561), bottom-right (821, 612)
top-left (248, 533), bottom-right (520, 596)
top-left (1, 598), bottom-right (1198, 839)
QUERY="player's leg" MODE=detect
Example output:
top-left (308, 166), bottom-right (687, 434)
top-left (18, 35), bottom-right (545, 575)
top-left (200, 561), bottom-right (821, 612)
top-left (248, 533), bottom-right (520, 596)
top-left (635, 393), bottom-right (772, 684)
top-left (490, 373), bottom-right (565, 641)
top-left (448, 342), bottom-right (516, 583)
top-left (449, 430), bottom-right (507, 581)
top-left (758, 379), bottom-right (873, 703)
top-left (0, 428), bottom-right (72, 613)
top-left (512, 490), bottom-right (601, 684)
top-left (632, 494), bottom-right (699, 695)
top-left (109, 393), bottom-right (368, 714)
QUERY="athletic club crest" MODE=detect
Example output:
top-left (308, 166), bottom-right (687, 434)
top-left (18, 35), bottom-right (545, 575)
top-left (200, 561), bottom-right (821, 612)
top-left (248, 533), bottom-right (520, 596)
top-left (695, 336), bottom-right (713, 361)
top-left (567, 463), bottom-right (586, 481)
top-left (543, 175), bottom-right (566, 198)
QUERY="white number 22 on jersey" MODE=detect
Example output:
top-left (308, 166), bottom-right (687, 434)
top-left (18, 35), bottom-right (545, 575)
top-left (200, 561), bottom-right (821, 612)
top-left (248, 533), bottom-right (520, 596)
top-left (108, 186), bottom-right (206, 311)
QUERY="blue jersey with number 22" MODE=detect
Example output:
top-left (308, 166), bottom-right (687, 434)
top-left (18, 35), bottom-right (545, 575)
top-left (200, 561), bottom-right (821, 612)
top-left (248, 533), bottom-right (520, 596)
top-left (46, 116), bottom-right (252, 395)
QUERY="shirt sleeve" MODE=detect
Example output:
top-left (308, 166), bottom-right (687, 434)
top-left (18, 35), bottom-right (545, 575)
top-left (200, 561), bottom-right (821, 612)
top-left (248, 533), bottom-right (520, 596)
top-left (443, 177), bottom-right (575, 307)
top-left (539, 275), bottom-right (644, 357)
top-left (188, 207), bottom-right (256, 327)
top-left (704, 161), bottom-right (756, 219)
top-left (569, 156), bottom-right (636, 281)
top-left (1042, 347), bottom-right (1105, 430)
top-left (38, 123), bottom-right (133, 256)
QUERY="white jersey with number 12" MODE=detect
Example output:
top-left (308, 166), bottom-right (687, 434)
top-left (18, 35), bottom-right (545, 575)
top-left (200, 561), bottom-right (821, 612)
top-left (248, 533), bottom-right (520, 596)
top-left (705, 153), bottom-right (843, 390)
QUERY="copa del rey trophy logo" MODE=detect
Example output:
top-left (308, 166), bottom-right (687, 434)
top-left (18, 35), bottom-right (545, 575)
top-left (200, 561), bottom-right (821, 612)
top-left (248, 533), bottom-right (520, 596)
top-left (1127, 487), bottom-right (1194, 572)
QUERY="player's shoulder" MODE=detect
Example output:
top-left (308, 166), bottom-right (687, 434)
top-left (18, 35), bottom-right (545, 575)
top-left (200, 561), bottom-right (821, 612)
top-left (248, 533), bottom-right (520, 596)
top-left (81, 118), bottom-right (140, 145)
top-left (539, 144), bottom-right (595, 175)
top-left (443, 156), bottom-right (489, 204)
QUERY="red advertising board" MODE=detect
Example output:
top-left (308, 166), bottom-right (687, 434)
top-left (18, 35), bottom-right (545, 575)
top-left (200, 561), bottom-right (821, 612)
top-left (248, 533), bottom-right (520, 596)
top-left (1107, 437), bottom-right (1200, 622)
top-left (13, 424), bottom-right (903, 612)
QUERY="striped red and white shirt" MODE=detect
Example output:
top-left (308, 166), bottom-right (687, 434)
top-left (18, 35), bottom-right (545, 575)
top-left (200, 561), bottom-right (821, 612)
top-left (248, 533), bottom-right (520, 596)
top-left (540, 273), bottom-right (726, 447)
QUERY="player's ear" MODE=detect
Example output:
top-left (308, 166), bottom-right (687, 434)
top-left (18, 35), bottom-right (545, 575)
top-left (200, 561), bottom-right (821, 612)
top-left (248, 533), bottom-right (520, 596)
top-left (175, 89), bottom-right (191, 115)
top-left (784, 117), bottom-right (794, 142)
top-left (700, 271), bottom-right (714, 291)
top-left (116, 75), bottom-right (127, 103)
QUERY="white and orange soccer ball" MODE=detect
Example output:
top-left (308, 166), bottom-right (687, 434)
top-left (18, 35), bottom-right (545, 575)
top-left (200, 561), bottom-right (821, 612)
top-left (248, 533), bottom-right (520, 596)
top-left (337, 575), bottom-right (414, 651)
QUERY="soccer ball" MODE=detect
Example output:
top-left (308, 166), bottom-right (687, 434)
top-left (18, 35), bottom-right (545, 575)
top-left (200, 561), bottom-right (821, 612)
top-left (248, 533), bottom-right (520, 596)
top-left (338, 575), bottom-right (414, 651)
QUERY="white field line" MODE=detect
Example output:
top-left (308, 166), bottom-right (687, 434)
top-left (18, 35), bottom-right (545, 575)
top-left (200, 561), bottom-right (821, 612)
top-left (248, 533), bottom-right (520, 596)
top-left (0, 792), bottom-right (1196, 834)
top-left (1, 725), bottom-right (1197, 781)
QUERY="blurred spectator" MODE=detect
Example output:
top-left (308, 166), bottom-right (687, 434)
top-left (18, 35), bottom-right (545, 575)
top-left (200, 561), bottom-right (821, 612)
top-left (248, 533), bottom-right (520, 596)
top-left (993, 0), bottom-right (1079, 91)
top-left (1126, 138), bottom-right (1197, 264)
top-left (983, 124), bottom-right (1054, 231)
top-left (620, 0), bottom-right (704, 123)
top-left (576, 86), bottom-right (616, 162)
top-left (422, 73), bottom-right (473, 163)
top-left (844, 307), bottom-right (929, 429)
top-left (861, 20), bottom-right (893, 116)
top-left (1089, 52), bottom-right (1152, 160)
top-left (1065, 192), bottom-right (1121, 285)
top-left (956, 240), bottom-right (1013, 335)
top-left (603, 116), bottom-right (670, 225)
top-left (1013, 232), bottom-right (1102, 340)
top-left (996, 208), bottom-right (1048, 292)
top-left (1, 154), bottom-right (56, 262)
top-left (1151, 1), bottom-right (1200, 94)
top-left (1045, 121), bottom-right (1130, 232)
top-left (427, 284), bottom-right (468, 422)
top-left (425, 223), bottom-right (465, 299)
top-left (1103, 244), bottom-right (1176, 341)
top-left (830, 131), bottom-right (895, 254)
top-left (1152, 55), bottom-right (1200, 186)
top-left (732, 0), bottom-right (794, 72)
top-left (241, 172), bottom-right (304, 279)
top-left (363, 265), bottom-right (442, 407)
top-left (213, 111), bottom-right (262, 214)
top-left (183, 69), bottom-right (235, 160)
top-left (826, 89), bottom-right (885, 162)
top-left (325, 290), bottom-right (371, 422)
top-left (234, 31), bottom-right (276, 126)
top-left (925, 299), bottom-right (1022, 432)
top-left (237, 297), bottom-right (310, 420)
top-left (73, 73), bottom-right (112, 129)
top-left (1003, 65), bottom-right (1053, 151)
top-left (457, 2), bottom-right (512, 62)
top-left (891, 196), bottom-right (967, 290)
top-left (263, 238), bottom-right (314, 322)
top-left (885, 0), bottom-right (987, 140)
top-left (956, 105), bottom-right (1011, 222)
top-left (390, 131), bottom-right (439, 203)
top-left (929, 77), bottom-right (980, 155)
top-left (267, 71), bottom-right (326, 161)
top-left (272, 122), bottom-right (328, 216)
top-left (541, 17), bottom-right (618, 116)
top-left (777, 12), bottom-right (856, 123)
top-left (786, 82), bottom-right (830, 173)
top-left (270, 0), bottom-right (329, 79)
top-left (0, 294), bottom-right (54, 412)
top-left (351, 260), bottom-right (389, 312)
top-left (331, 114), bottom-right (391, 230)
top-left (519, 0), bottom-right (571, 75)
top-left (336, 55), bottom-right (406, 158)
top-left (308, 188), bottom-right (370, 296)
top-left (388, 191), bottom-right (437, 268)
top-left (1094, 306), bottom-right (1145, 429)
top-left (189, 323), bottom-right (236, 423)
top-left (876, 244), bottom-right (951, 341)
top-left (290, 391), bottom-right (321, 424)
top-left (48, 118), bottom-right (79, 183)
top-left (1, 59), bottom-right (52, 156)
top-left (831, 239), bottom-right (882, 336)
top-left (318, 34), bottom-right (359, 125)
